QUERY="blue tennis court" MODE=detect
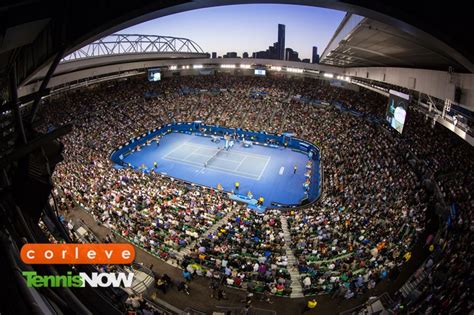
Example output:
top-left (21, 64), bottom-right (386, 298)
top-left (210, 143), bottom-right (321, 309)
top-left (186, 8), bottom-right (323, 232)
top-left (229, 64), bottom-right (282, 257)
top-left (163, 142), bottom-right (270, 180)
top-left (121, 132), bottom-right (314, 207)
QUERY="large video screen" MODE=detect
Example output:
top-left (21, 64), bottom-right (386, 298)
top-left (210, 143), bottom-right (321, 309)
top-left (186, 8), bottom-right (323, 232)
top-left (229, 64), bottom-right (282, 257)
top-left (147, 68), bottom-right (161, 82)
top-left (386, 89), bottom-right (409, 134)
top-left (254, 69), bottom-right (266, 76)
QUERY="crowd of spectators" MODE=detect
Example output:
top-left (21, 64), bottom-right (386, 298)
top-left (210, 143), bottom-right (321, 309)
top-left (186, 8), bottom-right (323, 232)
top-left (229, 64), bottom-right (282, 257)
top-left (286, 100), bottom-right (427, 298)
top-left (390, 208), bottom-right (472, 315)
top-left (37, 73), bottom-right (472, 311)
top-left (181, 208), bottom-right (292, 295)
top-left (43, 80), bottom-right (243, 262)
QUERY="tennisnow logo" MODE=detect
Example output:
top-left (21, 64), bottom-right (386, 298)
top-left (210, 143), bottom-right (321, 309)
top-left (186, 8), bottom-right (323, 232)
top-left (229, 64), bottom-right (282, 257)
top-left (20, 244), bottom-right (135, 264)
top-left (22, 271), bottom-right (134, 288)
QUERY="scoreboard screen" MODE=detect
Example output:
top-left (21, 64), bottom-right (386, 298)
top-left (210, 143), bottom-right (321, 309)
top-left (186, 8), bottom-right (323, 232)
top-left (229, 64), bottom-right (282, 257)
top-left (147, 68), bottom-right (161, 82)
top-left (386, 89), bottom-right (409, 134)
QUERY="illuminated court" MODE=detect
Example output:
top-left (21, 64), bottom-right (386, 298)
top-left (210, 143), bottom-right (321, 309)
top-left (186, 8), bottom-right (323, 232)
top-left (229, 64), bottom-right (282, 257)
top-left (120, 132), bottom-right (317, 207)
top-left (163, 142), bottom-right (271, 180)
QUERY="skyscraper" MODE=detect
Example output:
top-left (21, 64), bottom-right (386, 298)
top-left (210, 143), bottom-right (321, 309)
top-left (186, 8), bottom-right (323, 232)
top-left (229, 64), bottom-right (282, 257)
top-left (312, 46), bottom-right (319, 64)
top-left (285, 48), bottom-right (299, 62)
top-left (278, 24), bottom-right (285, 60)
top-left (252, 24), bottom-right (295, 60)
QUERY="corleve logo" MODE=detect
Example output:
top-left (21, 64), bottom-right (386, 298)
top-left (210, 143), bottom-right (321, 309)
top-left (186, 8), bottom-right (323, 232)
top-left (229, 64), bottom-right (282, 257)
top-left (20, 243), bottom-right (136, 264)
top-left (22, 271), bottom-right (134, 288)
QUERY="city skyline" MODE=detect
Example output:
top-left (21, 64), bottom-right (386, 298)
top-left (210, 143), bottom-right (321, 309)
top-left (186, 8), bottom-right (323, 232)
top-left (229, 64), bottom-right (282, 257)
top-left (246, 24), bottom-right (314, 63)
top-left (122, 4), bottom-right (345, 60)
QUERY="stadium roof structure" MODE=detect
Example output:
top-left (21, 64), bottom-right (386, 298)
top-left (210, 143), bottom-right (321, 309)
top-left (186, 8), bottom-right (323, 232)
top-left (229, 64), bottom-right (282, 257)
top-left (61, 34), bottom-right (206, 62)
top-left (0, 0), bottom-right (473, 91)
top-left (19, 33), bottom-right (209, 87)
top-left (320, 14), bottom-right (469, 72)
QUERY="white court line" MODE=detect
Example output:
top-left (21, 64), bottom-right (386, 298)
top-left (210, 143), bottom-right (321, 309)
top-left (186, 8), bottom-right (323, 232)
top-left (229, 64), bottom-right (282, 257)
top-left (164, 155), bottom-right (260, 180)
top-left (163, 155), bottom-right (205, 168)
top-left (233, 156), bottom-right (247, 171)
top-left (256, 156), bottom-right (271, 181)
top-left (189, 152), bottom-right (242, 165)
top-left (227, 148), bottom-right (271, 160)
top-left (181, 146), bottom-right (202, 161)
top-left (178, 142), bottom-right (269, 160)
top-left (186, 149), bottom-right (221, 159)
top-left (164, 145), bottom-right (201, 166)
top-left (163, 142), bottom-right (189, 158)
top-left (163, 141), bottom-right (201, 159)
top-left (165, 142), bottom-right (212, 160)
top-left (176, 142), bottom-right (213, 151)
top-left (228, 153), bottom-right (270, 180)
top-left (225, 149), bottom-right (269, 160)
top-left (225, 151), bottom-right (268, 162)
top-left (206, 163), bottom-right (260, 180)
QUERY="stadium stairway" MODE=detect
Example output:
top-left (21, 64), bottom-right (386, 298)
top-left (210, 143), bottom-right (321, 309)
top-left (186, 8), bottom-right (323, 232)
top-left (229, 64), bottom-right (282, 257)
top-left (127, 269), bottom-right (155, 295)
top-left (280, 217), bottom-right (304, 298)
top-left (278, 102), bottom-right (290, 134)
top-left (399, 269), bottom-right (429, 298)
top-left (172, 208), bottom-right (239, 263)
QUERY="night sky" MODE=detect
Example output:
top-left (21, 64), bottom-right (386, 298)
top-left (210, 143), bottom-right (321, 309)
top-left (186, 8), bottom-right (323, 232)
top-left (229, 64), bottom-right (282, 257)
top-left (122, 4), bottom-right (346, 60)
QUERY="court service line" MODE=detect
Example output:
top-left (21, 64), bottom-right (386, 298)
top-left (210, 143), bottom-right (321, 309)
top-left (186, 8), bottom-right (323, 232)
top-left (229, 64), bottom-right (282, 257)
top-left (163, 141), bottom-right (204, 159)
top-left (164, 148), bottom-right (202, 166)
top-left (233, 156), bottom-right (248, 171)
top-left (181, 146), bottom-right (202, 161)
top-left (163, 142), bottom-right (189, 158)
top-left (256, 156), bottom-right (271, 181)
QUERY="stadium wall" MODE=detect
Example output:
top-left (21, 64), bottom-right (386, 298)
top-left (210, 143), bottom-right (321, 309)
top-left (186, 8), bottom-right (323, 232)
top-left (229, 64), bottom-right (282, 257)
top-left (344, 67), bottom-right (474, 110)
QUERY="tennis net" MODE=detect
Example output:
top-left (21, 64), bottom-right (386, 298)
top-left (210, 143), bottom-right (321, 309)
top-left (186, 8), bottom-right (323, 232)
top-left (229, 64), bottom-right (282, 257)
top-left (204, 148), bottom-right (224, 167)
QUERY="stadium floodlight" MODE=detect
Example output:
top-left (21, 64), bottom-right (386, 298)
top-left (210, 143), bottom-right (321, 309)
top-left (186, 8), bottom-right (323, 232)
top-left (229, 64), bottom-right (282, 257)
top-left (286, 68), bottom-right (304, 73)
top-left (193, 64), bottom-right (203, 69)
top-left (169, 65), bottom-right (177, 70)
top-left (221, 64), bottom-right (236, 68)
top-left (271, 66), bottom-right (282, 71)
top-left (323, 73), bottom-right (334, 78)
top-left (239, 64), bottom-right (251, 69)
